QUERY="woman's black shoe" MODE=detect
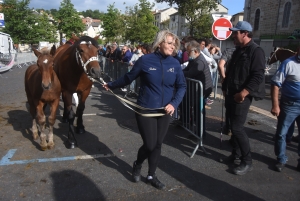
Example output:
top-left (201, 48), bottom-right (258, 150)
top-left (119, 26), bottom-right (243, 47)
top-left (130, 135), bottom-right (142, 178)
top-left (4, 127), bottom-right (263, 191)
top-left (146, 175), bottom-right (166, 190)
top-left (132, 161), bottom-right (142, 182)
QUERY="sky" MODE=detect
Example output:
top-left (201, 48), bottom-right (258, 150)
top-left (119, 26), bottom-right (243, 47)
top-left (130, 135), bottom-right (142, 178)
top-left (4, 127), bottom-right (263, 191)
top-left (28, 0), bottom-right (245, 16)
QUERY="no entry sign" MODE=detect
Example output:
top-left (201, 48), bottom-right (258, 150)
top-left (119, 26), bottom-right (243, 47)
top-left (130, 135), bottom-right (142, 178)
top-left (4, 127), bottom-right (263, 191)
top-left (212, 18), bottom-right (232, 40)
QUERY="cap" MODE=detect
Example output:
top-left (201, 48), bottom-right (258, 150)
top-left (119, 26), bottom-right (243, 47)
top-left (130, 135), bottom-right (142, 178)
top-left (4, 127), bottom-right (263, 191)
top-left (229, 21), bottom-right (253, 32)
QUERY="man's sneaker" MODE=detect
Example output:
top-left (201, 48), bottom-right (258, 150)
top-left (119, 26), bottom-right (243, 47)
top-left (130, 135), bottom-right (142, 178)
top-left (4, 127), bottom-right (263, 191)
top-left (219, 155), bottom-right (241, 165)
top-left (120, 88), bottom-right (127, 92)
top-left (132, 161), bottom-right (142, 182)
top-left (206, 98), bottom-right (214, 105)
top-left (222, 126), bottom-right (232, 136)
top-left (146, 175), bottom-right (166, 190)
top-left (275, 162), bottom-right (285, 172)
top-left (233, 163), bottom-right (253, 175)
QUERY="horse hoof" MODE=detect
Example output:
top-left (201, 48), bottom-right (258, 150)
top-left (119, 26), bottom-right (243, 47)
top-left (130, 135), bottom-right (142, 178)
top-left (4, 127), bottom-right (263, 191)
top-left (76, 127), bottom-right (85, 134)
top-left (32, 135), bottom-right (39, 141)
top-left (47, 144), bottom-right (55, 150)
top-left (65, 140), bottom-right (77, 149)
top-left (61, 118), bottom-right (68, 123)
top-left (41, 146), bottom-right (47, 151)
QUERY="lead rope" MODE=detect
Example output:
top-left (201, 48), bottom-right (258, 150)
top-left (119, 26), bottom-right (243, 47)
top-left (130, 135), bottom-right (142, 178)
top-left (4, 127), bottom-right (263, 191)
top-left (91, 77), bottom-right (166, 117)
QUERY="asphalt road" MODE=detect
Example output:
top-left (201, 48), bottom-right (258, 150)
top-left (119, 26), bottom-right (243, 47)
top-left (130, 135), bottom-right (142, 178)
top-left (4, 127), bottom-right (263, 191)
top-left (0, 65), bottom-right (299, 201)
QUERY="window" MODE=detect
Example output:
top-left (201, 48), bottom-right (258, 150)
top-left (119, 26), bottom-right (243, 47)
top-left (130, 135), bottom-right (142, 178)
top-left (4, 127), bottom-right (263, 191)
top-left (254, 9), bottom-right (260, 31)
top-left (282, 2), bottom-right (291, 28)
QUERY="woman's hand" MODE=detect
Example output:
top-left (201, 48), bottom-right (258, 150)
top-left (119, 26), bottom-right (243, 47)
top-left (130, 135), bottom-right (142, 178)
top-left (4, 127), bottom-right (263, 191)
top-left (103, 84), bottom-right (109, 91)
top-left (164, 104), bottom-right (175, 116)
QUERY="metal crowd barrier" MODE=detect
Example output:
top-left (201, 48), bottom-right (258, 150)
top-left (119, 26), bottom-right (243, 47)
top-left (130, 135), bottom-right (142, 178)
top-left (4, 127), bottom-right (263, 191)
top-left (99, 56), bottom-right (140, 93)
top-left (99, 56), bottom-right (206, 158)
top-left (0, 52), bottom-right (36, 77)
top-left (172, 78), bottom-right (206, 158)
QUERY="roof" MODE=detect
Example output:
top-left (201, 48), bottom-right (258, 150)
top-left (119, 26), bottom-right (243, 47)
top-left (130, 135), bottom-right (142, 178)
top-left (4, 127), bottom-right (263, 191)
top-left (233, 11), bottom-right (244, 16)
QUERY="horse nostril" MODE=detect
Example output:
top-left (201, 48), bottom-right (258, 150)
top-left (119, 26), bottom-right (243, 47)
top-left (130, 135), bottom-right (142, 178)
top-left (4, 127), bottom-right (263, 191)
top-left (90, 67), bottom-right (101, 78)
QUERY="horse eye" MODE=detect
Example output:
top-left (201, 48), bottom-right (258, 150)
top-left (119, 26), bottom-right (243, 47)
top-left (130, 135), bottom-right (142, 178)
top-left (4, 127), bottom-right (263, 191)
top-left (79, 49), bottom-right (84, 53)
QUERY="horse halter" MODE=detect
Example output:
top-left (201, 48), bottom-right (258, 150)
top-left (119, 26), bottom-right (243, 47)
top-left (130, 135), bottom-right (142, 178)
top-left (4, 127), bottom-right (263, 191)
top-left (269, 48), bottom-right (278, 63)
top-left (75, 41), bottom-right (99, 73)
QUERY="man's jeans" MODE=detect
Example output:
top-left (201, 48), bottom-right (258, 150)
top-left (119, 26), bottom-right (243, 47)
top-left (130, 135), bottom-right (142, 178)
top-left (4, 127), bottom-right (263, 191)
top-left (275, 99), bottom-right (300, 164)
top-left (225, 95), bottom-right (252, 165)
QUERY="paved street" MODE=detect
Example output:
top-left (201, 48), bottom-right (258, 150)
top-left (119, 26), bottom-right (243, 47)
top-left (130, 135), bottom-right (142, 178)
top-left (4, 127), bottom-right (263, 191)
top-left (0, 65), bottom-right (299, 201)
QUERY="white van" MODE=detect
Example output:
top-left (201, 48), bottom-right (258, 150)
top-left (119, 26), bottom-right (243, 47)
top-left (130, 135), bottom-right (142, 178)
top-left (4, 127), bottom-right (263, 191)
top-left (0, 32), bottom-right (17, 73)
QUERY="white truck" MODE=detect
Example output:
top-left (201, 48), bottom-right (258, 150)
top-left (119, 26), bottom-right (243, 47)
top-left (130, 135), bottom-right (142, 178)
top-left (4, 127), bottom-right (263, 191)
top-left (0, 32), bottom-right (17, 73)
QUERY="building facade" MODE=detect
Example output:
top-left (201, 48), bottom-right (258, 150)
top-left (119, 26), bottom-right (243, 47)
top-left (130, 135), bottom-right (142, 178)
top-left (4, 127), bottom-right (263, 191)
top-left (153, 7), bottom-right (178, 30)
top-left (244, 0), bottom-right (300, 39)
top-left (231, 12), bottom-right (244, 26)
top-left (166, 4), bottom-right (228, 39)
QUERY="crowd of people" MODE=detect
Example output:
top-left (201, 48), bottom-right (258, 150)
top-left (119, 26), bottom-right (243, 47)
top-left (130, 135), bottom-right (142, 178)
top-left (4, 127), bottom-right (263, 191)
top-left (99, 21), bottom-right (299, 190)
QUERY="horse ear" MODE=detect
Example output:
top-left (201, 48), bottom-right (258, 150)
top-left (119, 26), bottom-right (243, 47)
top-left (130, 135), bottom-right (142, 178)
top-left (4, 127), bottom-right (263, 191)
top-left (50, 45), bottom-right (56, 56)
top-left (32, 48), bottom-right (41, 58)
top-left (94, 35), bottom-right (100, 40)
top-left (72, 33), bottom-right (80, 41)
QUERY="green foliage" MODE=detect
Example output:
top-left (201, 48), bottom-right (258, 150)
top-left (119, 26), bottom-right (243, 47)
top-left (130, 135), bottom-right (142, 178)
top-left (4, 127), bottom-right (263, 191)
top-left (29, 13), bottom-right (57, 43)
top-left (49, 9), bottom-right (59, 19)
top-left (1, 0), bottom-right (58, 44)
top-left (101, 3), bottom-right (124, 43)
top-left (81, 9), bottom-right (105, 20)
top-left (124, 0), bottom-right (159, 44)
top-left (192, 14), bottom-right (213, 39)
top-left (56, 0), bottom-right (85, 39)
top-left (156, 0), bottom-right (220, 37)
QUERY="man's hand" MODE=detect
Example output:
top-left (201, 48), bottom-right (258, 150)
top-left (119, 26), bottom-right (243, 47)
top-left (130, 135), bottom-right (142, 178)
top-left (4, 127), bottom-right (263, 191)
top-left (234, 89), bottom-right (249, 103)
top-left (271, 106), bottom-right (280, 117)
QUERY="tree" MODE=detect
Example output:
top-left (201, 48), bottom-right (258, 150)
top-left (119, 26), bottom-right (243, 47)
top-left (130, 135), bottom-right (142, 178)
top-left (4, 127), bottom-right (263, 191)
top-left (56, 0), bottom-right (84, 40)
top-left (156, 0), bottom-right (221, 37)
top-left (101, 3), bottom-right (124, 43)
top-left (29, 12), bottom-right (57, 43)
top-left (124, 0), bottom-right (158, 44)
top-left (1, 0), bottom-right (33, 44)
top-left (49, 9), bottom-right (59, 19)
top-left (80, 9), bottom-right (105, 20)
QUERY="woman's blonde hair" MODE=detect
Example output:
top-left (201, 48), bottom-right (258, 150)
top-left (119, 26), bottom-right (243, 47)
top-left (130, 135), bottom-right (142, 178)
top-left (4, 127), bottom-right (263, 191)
top-left (152, 30), bottom-right (180, 53)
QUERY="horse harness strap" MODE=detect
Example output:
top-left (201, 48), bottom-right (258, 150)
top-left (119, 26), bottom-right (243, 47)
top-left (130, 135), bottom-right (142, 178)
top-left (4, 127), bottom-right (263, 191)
top-left (76, 41), bottom-right (98, 73)
top-left (92, 78), bottom-right (166, 117)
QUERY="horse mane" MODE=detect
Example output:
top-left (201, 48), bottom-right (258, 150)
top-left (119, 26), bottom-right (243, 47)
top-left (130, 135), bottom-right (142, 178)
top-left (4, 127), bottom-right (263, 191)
top-left (277, 47), bottom-right (296, 53)
top-left (73, 36), bottom-right (99, 48)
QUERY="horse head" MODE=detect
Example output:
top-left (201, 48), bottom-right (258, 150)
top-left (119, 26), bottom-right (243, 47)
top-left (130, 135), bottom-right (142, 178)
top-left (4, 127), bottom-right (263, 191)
top-left (267, 47), bottom-right (296, 65)
top-left (267, 47), bottom-right (279, 65)
top-left (73, 35), bottom-right (102, 79)
top-left (33, 47), bottom-right (55, 90)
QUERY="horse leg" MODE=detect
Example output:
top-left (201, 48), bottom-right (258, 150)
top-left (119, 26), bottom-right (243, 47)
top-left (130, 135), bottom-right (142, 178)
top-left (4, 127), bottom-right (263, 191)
top-left (61, 91), bottom-right (70, 123)
top-left (36, 102), bottom-right (47, 151)
top-left (76, 89), bottom-right (90, 134)
top-left (62, 92), bottom-right (78, 148)
top-left (32, 119), bottom-right (39, 140)
top-left (28, 98), bottom-right (38, 140)
top-left (47, 99), bottom-right (59, 149)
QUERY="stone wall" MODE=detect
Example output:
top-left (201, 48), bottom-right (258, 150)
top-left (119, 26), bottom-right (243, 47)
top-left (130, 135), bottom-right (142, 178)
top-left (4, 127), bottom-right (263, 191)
top-left (245, 0), bottom-right (300, 38)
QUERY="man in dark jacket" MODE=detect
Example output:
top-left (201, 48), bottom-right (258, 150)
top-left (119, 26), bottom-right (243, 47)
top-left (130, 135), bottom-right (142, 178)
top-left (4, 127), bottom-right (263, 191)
top-left (110, 44), bottom-right (122, 62)
top-left (221, 21), bottom-right (265, 175)
top-left (121, 45), bottom-right (132, 63)
top-left (182, 40), bottom-right (213, 136)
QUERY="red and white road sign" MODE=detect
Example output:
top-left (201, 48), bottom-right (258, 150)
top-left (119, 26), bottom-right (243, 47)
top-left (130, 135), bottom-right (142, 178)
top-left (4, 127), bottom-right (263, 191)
top-left (212, 18), bottom-right (233, 40)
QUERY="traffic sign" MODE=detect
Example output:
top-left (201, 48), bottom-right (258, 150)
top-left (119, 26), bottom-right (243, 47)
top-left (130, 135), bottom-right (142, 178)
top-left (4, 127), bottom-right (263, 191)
top-left (212, 18), bottom-right (233, 40)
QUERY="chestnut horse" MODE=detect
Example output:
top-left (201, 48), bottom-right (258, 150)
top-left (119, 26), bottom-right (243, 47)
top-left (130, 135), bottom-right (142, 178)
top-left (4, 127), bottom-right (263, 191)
top-left (267, 47), bottom-right (296, 65)
top-left (53, 35), bottom-right (101, 148)
top-left (25, 47), bottom-right (61, 150)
